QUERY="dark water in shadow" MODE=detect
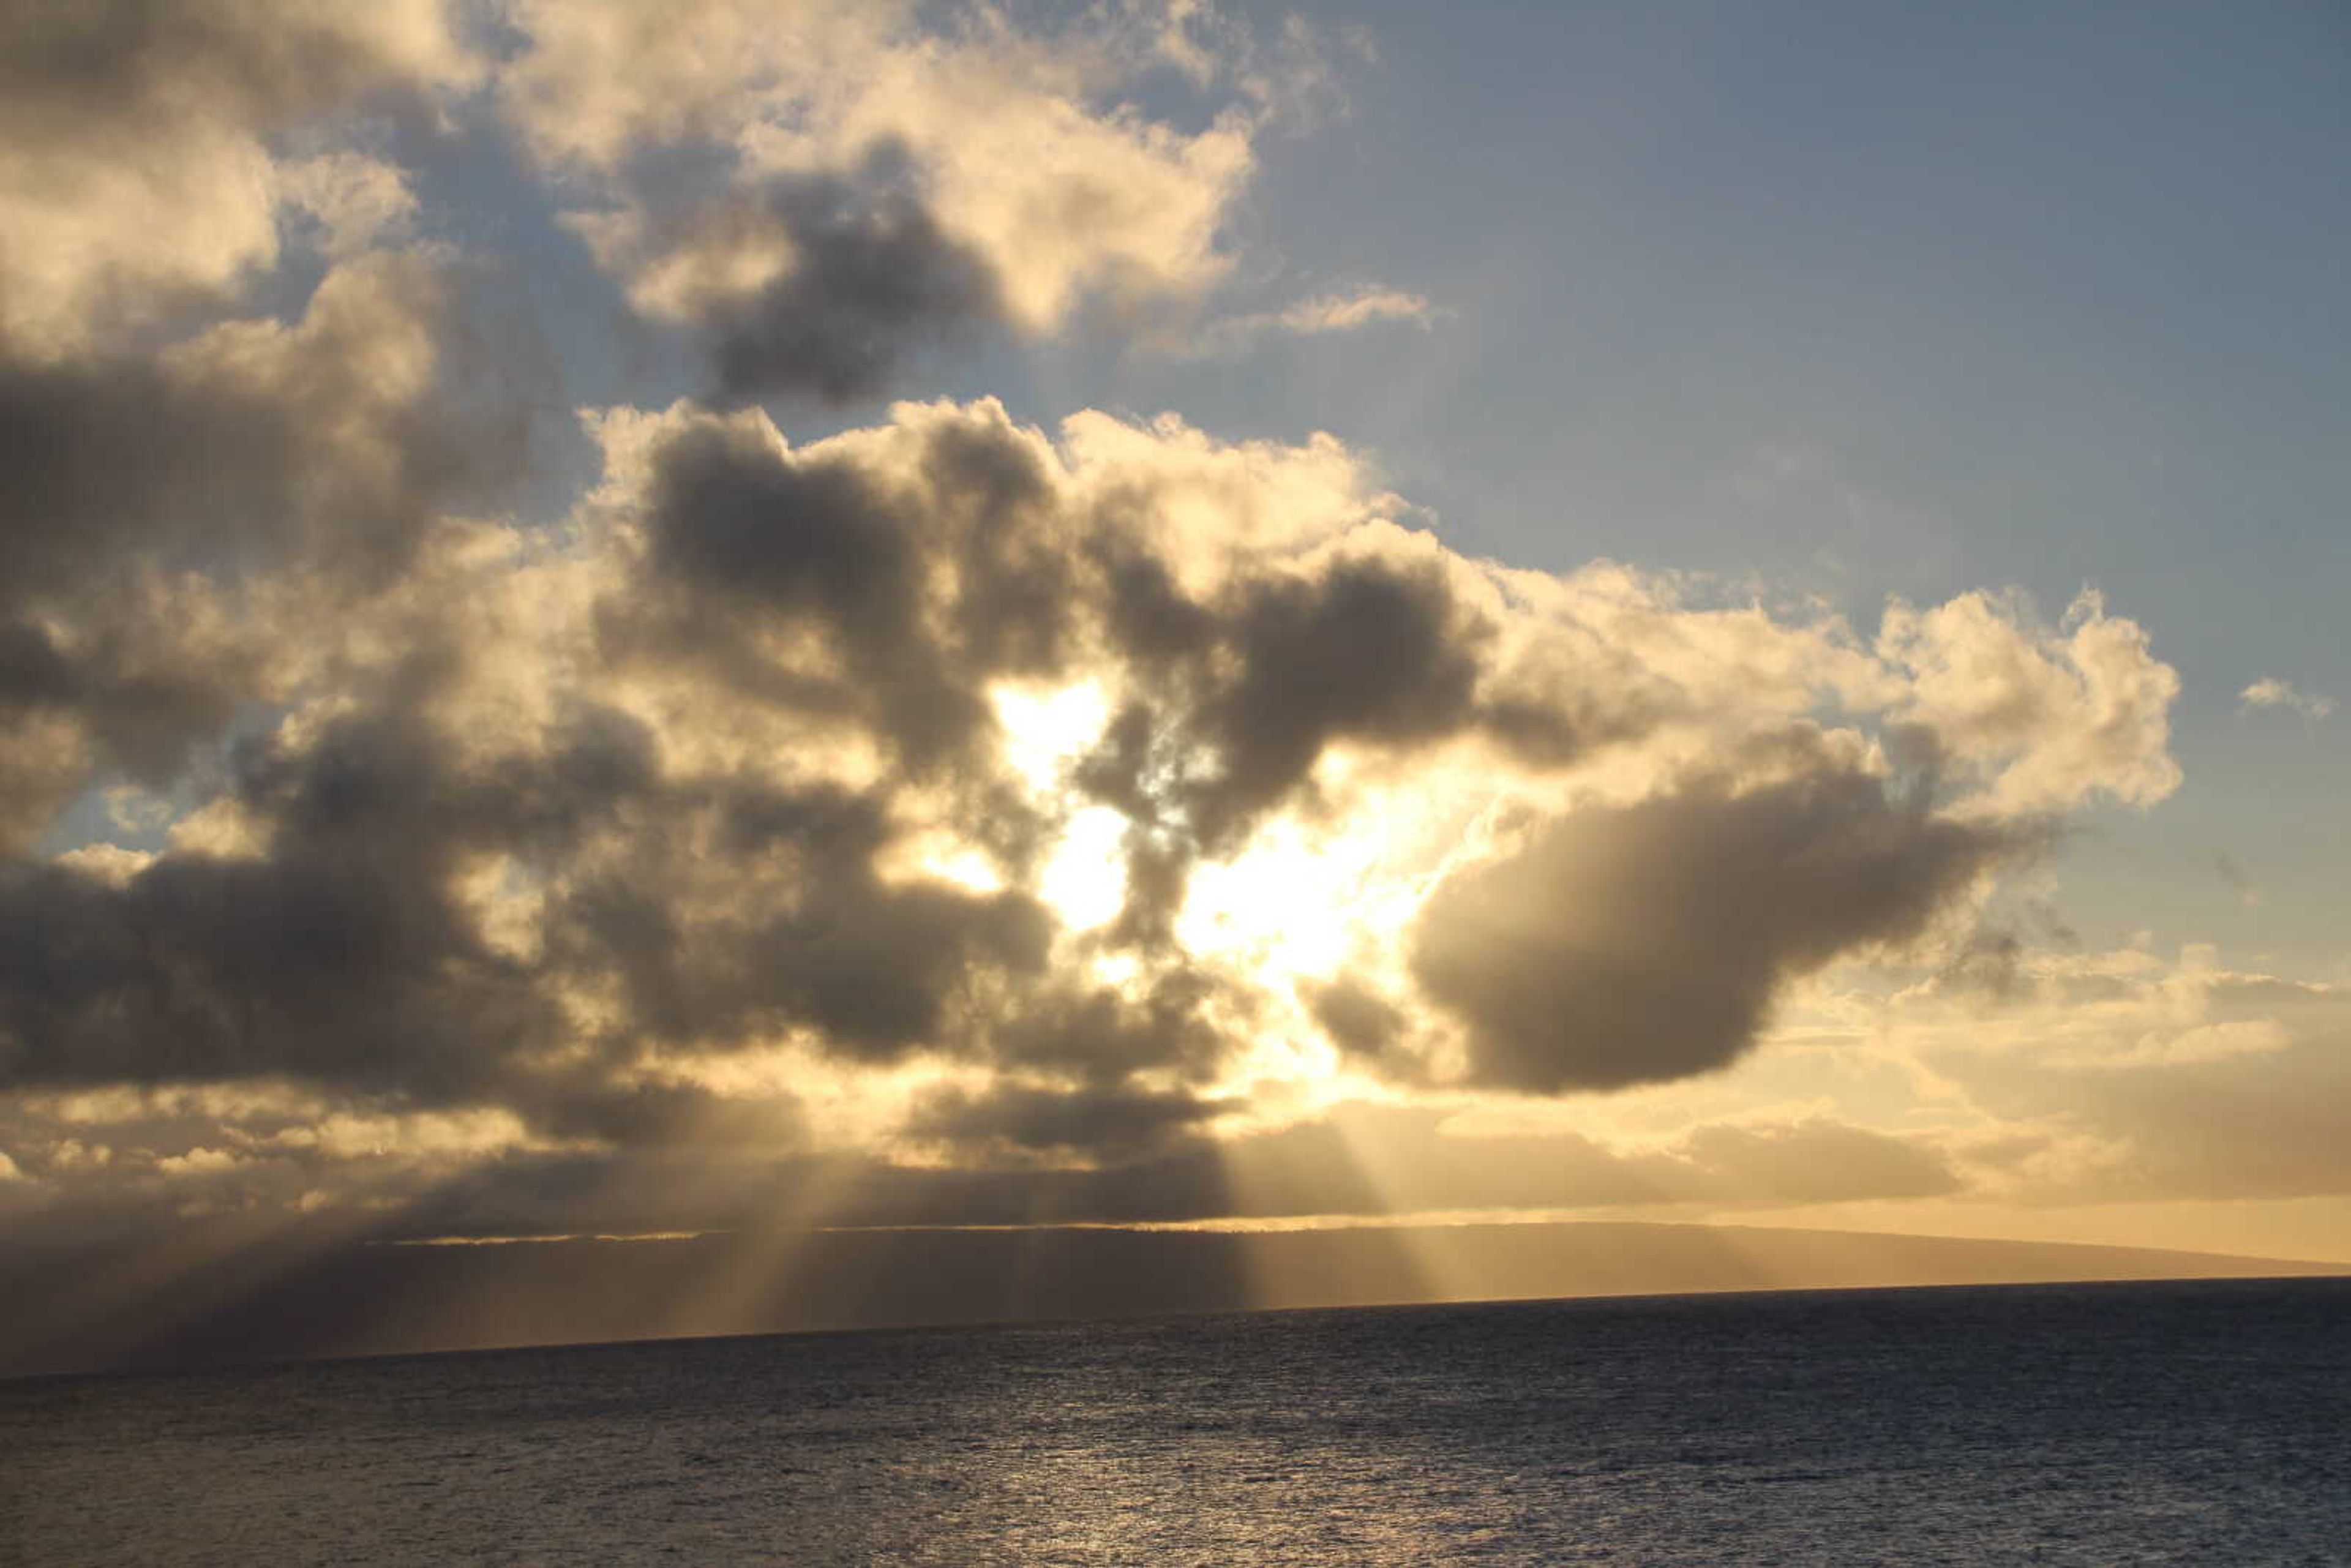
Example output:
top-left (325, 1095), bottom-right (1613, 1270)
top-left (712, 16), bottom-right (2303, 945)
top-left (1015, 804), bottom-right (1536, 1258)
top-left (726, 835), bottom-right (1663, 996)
top-left (6, 1277), bottom-right (2346, 1565)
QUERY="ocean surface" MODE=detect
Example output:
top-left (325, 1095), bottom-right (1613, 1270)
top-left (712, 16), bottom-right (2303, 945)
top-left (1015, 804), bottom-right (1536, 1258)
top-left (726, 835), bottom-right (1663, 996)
top-left (6, 1277), bottom-right (2346, 1566)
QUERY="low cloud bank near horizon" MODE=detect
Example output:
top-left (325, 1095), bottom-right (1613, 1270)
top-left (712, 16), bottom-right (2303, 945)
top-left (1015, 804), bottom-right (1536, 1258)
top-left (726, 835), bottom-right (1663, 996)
top-left (2, 0), bottom-right (2339, 1258)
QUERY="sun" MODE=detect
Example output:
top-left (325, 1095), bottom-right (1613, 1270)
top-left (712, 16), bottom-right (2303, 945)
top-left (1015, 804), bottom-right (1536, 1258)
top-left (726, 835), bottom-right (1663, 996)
top-left (989, 679), bottom-right (1417, 981)
top-left (1176, 814), bottom-right (1395, 983)
top-left (978, 681), bottom-right (1492, 1103)
top-left (1035, 804), bottom-right (1129, 931)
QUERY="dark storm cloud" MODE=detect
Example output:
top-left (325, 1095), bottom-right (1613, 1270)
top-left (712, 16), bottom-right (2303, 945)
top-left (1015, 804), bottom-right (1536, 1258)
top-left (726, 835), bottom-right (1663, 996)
top-left (0, 850), bottom-right (552, 1101)
top-left (713, 875), bottom-right (1053, 1060)
top-left (0, 0), bottom-right (455, 137)
top-left (571, 133), bottom-right (1008, 407)
top-left (0, 355), bottom-right (299, 588)
top-left (1059, 543), bottom-right (1705, 956)
top-left (615, 406), bottom-right (1690, 991)
top-left (0, 0), bottom-right (504, 852)
top-left (0, 612), bottom-right (246, 782)
top-left (1049, 553), bottom-right (1518, 944)
top-left (234, 697), bottom-right (662, 861)
top-left (915, 415), bottom-right (1077, 678)
top-left (0, 353), bottom-right (294, 811)
top-left (0, 0), bottom-right (2189, 1210)
top-left (0, 654), bottom-right (1053, 1123)
top-left (0, 298), bottom-right (465, 582)
top-left (985, 968), bottom-right (1232, 1084)
top-left (907, 1081), bottom-right (1234, 1160)
top-left (528, 1076), bottom-right (808, 1152)
top-left (534, 760), bottom-right (1057, 1066)
top-left (618, 404), bottom-right (1073, 776)
top-left (641, 418), bottom-right (926, 650)
top-left (0, 699), bottom-right (661, 1101)
top-left (1477, 683), bottom-right (1678, 772)
top-left (1184, 557), bottom-right (1487, 850)
top-left (538, 778), bottom-right (899, 1050)
top-left (697, 174), bottom-right (1004, 405)
top-left (1412, 768), bottom-right (2027, 1093)
top-left (0, 363), bottom-right (2088, 1180)
top-left (597, 405), bottom-right (2052, 1125)
top-left (1106, 831), bottom-right (1193, 953)
top-left (0, 255), bottom-right (527, 847)
top-left (1307, 978), bottom-right (1408, 1063)
top-left (1095, 544), bottom-right (1218, 670)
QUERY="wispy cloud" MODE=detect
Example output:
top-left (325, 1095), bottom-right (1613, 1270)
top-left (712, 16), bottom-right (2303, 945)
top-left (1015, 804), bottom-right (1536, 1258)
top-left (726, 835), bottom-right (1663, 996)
top-left (2240, 677), bottom-right (2335, 727)
top-left (1185, 283), bottom-right (1438, 356)
top-left (1270, 287), bottom-right (1437, 335)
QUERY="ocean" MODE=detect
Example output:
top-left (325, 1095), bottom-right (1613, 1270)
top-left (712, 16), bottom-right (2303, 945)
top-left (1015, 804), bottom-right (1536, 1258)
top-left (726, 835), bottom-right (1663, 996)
top-left (6, 1277), bottom-right (2346, 1565)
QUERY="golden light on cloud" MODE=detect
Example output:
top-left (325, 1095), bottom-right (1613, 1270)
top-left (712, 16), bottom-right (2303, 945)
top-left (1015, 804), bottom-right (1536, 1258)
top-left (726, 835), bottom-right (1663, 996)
top-left (1035, 805), bottom-right (1130, 932)
top-left (3, 0), bottom-right (2343, 1395)
top-left (1177, 813), bottom-right (1387, 981)
top-left (991, 680), bottom-right (1113, 791)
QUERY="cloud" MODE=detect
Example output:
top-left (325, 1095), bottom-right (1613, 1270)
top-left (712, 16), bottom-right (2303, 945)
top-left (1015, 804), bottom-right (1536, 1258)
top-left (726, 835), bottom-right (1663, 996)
top-left (0, 703), bottom-right (590, 1104)
top-left (274, 152), bottom-right (422, 259)
top-left (506, 0), bottom-right (1266, 399)
top-left (1881, 942), bottom-right (2351, 1203)
top-left (1, 391), bottom-right (2182, 1179)
top-left (1274, 288), bottom-right (1436, 335)
top-left (1877, 588), bottom-right (2181, 816)
top-left (0, 252), bottom-right (524, 849)
top-left (569, 154), bottom-right (1005, 404)
top-left (0, 1084), bottom-right (1957, 1245)
top-left (5, 252), bottom-right (500, 591)
top-left (1177, 553), bottom-right (1490, 849)
top-left (0, 1), bottom-right (2208, 1249)
top-left (1411, 767), bottom-right (2028, 1093)
top-left (1307, 979), bottom-right (1409, 1066)
top-left (908, 1081), bottom-right (1236, 1163)
top-left (0, 0), bottom-right (475, 356)
top-left (1187, 284), bottom-right (1438, 356)
top-left (2239, 677), bottom-right (2334, 727)
top-left (1671, 1119), bottom-right (1961, 1204)
top-left (0, 380), bottom-right (2182, 1231)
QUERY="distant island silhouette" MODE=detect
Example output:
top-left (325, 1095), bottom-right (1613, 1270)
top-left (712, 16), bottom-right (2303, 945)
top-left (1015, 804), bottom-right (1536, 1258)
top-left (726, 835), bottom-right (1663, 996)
top-left (6, 1217), bottom-right (2339, 1378)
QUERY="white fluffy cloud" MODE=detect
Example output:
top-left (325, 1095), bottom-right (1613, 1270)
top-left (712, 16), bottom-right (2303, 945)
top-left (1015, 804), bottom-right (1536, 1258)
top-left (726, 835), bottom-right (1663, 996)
top-left (1877, 588), bottom-right (2181, 816)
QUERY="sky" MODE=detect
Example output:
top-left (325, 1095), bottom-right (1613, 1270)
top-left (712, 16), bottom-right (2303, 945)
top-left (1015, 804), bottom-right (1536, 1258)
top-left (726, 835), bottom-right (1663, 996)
top-left (1, 0), bottom-right (2347, 1366)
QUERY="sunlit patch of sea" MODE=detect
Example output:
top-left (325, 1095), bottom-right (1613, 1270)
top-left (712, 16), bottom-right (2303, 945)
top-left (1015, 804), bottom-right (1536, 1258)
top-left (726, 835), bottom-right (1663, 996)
top-left (6, 1278), bottom-right (2346, 1565)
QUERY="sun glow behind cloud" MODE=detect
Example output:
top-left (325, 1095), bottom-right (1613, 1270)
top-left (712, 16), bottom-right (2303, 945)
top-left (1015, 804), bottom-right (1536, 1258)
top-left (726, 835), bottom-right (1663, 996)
top-left (1177, 799), bottom-right (1404, 982)
top-left (8, 0), bottom-right (2349, 1375)
top-left (1037, 806), bottom-right (1130, 932)
top-left (0, 377), bottom-right (2198, 1212)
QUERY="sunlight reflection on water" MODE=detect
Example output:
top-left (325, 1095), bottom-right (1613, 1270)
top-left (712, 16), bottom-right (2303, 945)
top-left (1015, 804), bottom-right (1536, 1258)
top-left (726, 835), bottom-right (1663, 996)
top-left (6, 1279), bottom-right (2347, 1566)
